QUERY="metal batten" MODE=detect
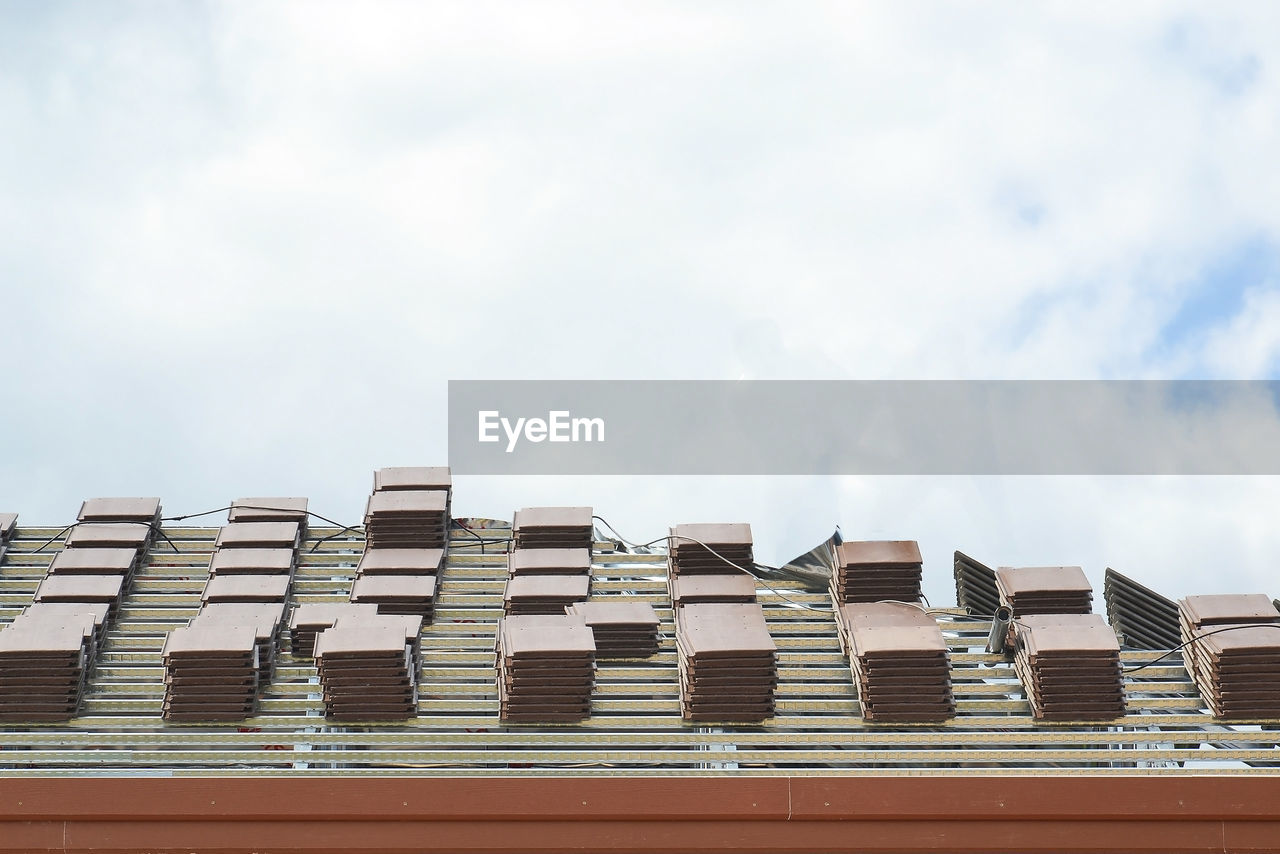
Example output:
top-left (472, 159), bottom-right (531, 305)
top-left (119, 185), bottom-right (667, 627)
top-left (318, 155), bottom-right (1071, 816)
top-left (0, 525), bottom-right (1276, 775)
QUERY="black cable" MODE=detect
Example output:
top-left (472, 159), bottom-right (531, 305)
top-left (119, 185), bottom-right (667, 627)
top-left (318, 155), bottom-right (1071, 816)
top-left (162, 503), bottom-right (367, 554)
top-left (31, 520), bottom-right (180, 554)
top-left (1006, 618), bottom-right (1280, 675)
top-left (591, 514), bottom-right (833, 613)
top-left (452, 519), bottom-right (500, 554)
top-left (163, 503), bottom-right (354, 530)
top-left (161, 504), bottom-right (236, 522)
top-left (1122, 623), bottom-right (1280, 674)
top-left (30, 525), bottom-right (78, 554)
top-left (35, 504), bottom-right (369, 556)
top-left (307, 524), bottom-right (365, 553)
top-left (150, 524), bottom-right (180, 554)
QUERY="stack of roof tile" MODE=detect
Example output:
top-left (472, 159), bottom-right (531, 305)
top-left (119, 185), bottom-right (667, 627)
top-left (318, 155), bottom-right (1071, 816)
top-left (209, 548), bottom-right (296, 576)
top-left (350, 575), bottom-right (439, 619)
top-left (841, 603), bottom-right (954, 722)
top-left (1012, 613), bottom-right (1125, 721)
top-left (205, 518), bottom-right (298, 594)
top-left (831, 541), bottom-right (923, 605)
top-left (356, 548), bottom-right (445, 576)
top-left (214, 521), bottom-right (302, 553)
top-left (0, 512), bottom-right (18, 560)
top-left (668, 573), bottom-right (757, 607)
top-left (566, 601), bottom-right (661, 659)
top-left (675, 602), bottom-right (777, 723)
top-left (47, 547), bottom-right (140, 589)
top-left (72, 497), bottom-right (162, 560)
top-left (668, 523), bottom-right (753, 577)
top-left (63, 523), bottom-right (152, 561)
top-left (1190, 627), bottom-right (1280, 719)
top-left (363, 466), bottom-right (452, 551)
top-left (355, 470), bottom-right (451, 627)
top-left (333, 613), bottom-right (424, 671)
top-left (0, 615), bottom-right (95, 722)
top-left (836, 600), bottom-right (943, 658)
top-left (34, 574), bottom-right (125, 619)
top-left (496, 615), bottom-right (596, 722)
top-left (202, 574), bottom-right (291, 604)
top-left (363, 491), bottom-right (450, 549)
top-left (507, 548), bottom-right (591, 576)
top-left (953, 551), bottom-right (1000, 616)
top-left (78, 497), bottom-right (162, 527)
top-left (288, 603), bottom-right (380, 658)
top-left (512, 507), bottom-right (594, 550)
top-left (169, 512), bottom-right (301, 715)
top-left (1104, 567), bottom-right (1181, 651)
top-left (995, 566), bottom-right (1094, 617)
top-left (314, 623), bottom-right (418, 721)
top-left (12, 603), bottom-right (110, 653)
top-left (503, 574), bottom-right (590, 615)
top-left (161, 624), bottom-right (260, 722)
top-left (188, 603), bottom-right (286, 689)
top-left (1178, 594), bottom-right (1280, 719)
top-left (373, 466), bottom-right (452, 493)
top-left (228, 497), bottom-right (309, 536)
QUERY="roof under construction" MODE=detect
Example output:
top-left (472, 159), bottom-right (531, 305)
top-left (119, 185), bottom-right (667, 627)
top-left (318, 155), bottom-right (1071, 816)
top-left (1, 488), bottom-right (1278, 853)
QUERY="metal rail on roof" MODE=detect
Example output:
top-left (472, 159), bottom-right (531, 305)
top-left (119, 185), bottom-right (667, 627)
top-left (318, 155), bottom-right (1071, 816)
top-left (0, 526), bottom-right (1278, 776)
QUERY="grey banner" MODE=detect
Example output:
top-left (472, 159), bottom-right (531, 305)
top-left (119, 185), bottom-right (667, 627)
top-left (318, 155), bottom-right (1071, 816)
top-left (447, 380), bottom-right (1280, 475)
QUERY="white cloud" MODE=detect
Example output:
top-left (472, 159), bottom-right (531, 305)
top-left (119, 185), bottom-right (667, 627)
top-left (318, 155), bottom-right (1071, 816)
top-left (1199, 285), bottom-right (1280, 375)
top-left (2, 2), bottom-right (1280, 605)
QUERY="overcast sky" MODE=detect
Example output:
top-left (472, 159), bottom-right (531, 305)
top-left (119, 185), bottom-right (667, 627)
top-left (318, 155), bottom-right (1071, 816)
top-left (3, 2), bottom-right (1279, 605)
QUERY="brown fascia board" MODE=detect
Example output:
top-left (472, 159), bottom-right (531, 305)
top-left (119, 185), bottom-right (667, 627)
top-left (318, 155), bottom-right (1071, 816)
top-left (1, 776), bottom-right (1279, 853)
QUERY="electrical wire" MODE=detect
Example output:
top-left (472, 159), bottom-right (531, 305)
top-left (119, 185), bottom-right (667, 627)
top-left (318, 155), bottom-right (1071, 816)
top-left (307, 526), bottom-right (364, 552)
top-left (31, 502), bottom-right (510, 560)
top-left (1005, 618), bottom-right (1280, 675)
top-left (33, 504), bottom-right (364, 556)
top-left (162, 504), bottom-right (350, 529)
top-left (31, 521), bottom-right (180, 554)
top-left (162, 503), bottom-right (367, 554)
top-left (450, 519), bottom-right (514, 554)
top-left (1121, 623), bottom-right (1280, 674)
top-left (30, 525), bottom-right (78, 554)
top-left (591, 514), bottom-right (834, 613)
top-left (453, 519), bottom-right (488, 554)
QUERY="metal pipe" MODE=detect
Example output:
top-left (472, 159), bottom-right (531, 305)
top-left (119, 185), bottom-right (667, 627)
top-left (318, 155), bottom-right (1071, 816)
top-left (986, 606), bottom-right (1013, 654)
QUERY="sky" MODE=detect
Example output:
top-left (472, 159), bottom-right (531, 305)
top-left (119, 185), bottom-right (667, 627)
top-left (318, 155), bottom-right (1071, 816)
top-left (2, 2), bottom-right (1280, 606)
